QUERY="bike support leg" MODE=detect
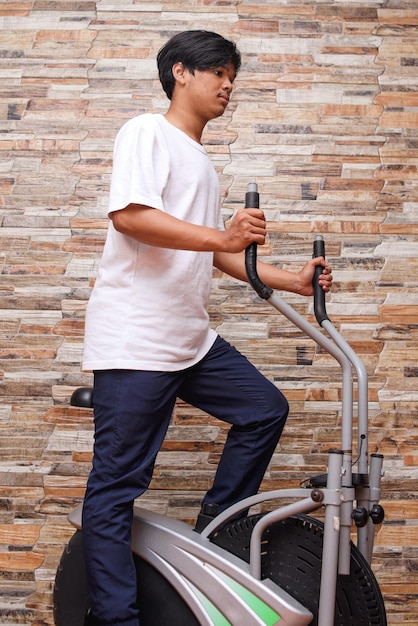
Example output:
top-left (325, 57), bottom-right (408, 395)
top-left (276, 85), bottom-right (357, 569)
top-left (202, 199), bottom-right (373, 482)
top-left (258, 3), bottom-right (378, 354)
top-left (317, 449), bottom-right (344, 626)
top-left (358, 452), bottom-right (384, 564)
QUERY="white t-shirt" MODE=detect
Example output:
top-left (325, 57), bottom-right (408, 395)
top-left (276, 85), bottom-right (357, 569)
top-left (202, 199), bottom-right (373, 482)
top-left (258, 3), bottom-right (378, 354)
top-left (82, 113), bottom-right (223, 372)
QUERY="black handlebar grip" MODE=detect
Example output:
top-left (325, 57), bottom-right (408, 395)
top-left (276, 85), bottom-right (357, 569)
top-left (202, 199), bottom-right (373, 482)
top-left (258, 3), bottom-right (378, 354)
top-left (245, 182), bottom-right (259, 210)
top-left (244, 183), bottom-right (273, 300)
top-left (313, 235), bottom-right (329, 325)
top-left (245, 183), bottom-right (259, 293)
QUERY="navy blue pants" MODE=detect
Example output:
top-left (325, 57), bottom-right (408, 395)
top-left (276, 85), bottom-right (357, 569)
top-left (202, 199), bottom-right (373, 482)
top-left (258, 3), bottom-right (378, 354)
top-left (82, 336), bottom-right (289, 626)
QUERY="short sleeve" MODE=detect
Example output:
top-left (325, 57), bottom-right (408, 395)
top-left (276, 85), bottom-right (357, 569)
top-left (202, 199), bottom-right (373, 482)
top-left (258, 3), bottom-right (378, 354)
top-left (108, 115), bottom-right (170, 216)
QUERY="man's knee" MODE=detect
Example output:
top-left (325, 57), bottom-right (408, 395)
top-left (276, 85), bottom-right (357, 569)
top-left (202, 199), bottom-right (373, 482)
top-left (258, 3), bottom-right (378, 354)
top-left (268, 387), bottom-right (289, 425)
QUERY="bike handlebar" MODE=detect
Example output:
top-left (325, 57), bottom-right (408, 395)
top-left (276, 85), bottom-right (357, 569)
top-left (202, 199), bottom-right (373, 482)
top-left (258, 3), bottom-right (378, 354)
top-left (313, 235), bottom-right (330, 325)
top-left (244, 183), bottom-right (273, 300)
top-left (244, 184), bottom-right (329, 324)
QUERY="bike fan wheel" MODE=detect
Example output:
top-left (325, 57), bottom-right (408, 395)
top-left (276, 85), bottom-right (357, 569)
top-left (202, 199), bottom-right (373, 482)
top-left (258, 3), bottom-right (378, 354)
top-left (53, 530), bottom-right (200, 626)
top-left (211, 513), bottom-right (386, 626)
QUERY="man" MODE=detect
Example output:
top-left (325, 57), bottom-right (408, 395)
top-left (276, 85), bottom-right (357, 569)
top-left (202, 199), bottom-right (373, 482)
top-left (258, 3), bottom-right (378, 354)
top-left (81, 30), bottom-right (332, 626)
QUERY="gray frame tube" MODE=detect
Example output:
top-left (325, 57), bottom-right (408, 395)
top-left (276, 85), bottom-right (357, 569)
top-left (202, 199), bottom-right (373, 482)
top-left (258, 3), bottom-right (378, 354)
top-left (321, 319), bottom-right (369, 474)
top-left (317, 450), bottom-right (344, 626)
top-left (267, 293), bottom-right (353, 427)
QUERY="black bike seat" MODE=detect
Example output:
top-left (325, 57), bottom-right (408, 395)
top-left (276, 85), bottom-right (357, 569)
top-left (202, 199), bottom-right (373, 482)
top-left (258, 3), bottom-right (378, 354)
top-left (70, 387), bottom-right (94, 408)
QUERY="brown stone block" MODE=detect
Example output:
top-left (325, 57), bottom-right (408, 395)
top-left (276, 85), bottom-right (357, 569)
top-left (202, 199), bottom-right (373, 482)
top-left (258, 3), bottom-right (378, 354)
top-left (316, 5), bottom-right (377, 20)
top-left (374, 406), bottom-right (418, 429)
top-left (378, 149), bottom-right (418, 165)
top-left (314, 154), bottom-right (381, 165)
top-left (44, 486), bottom-right (85, 499)
top-left (382, 500), bottom-right (418, 520)
top-left (380, 223), bottom-right (418, 235)
top-left (0, 551), bottom-right (44, 572)
top-left (0, 140), bottom-right (22, 152)
top-left (265, 217), bottom-right (312, 234)
top-left (88, 47), bottom-right (150, 60)
top-left (35, 29), bottom-right (96, 43)
top-left (28, 98), bottom-right (86, 113)
top-left (239, 4), bottom-right (314, 17)
top-left (379, 427), bottom-right (414, 455)
top-left (3, 264), bottom-right (66, 276)
top-left (2, 2), bottom-right (32, 16)
top-left (0, 523), bottom-right (41, 546)
top-left (235, 19), bottom-right (279, 33)
top-left (0, 177), bottom-right (15, 194)
top-left (380, 111), bottom-right (418, 131)
top-left (320, 46), bottom-right (378, 55)
top-left (297, 19), bottom-right (345, 35)
top-left (43, 407), bottom-right (92, 426)
top-left (19, 323), bottom-right (56, 335)
top-left (0, 380), bottom-right (55, 400)
top-left (305, 387), bottom-right (341, 403)
top-left (320, 179), bottom-right (383, 194)
top-left (398, 436), bottom-right (418, 455)
top-left (378, 473), bottom-right (418, 494)
top-left (37, 496), bottom-right (82, 516)
top-left (0, 469), bottom-right (44, 489)
top-left (33, 0), bottom-right (95, 9)
top-left (53, 319), bottom-right (85, 337)
top-left (282, 388), bottom-right (307, 402)
top-left (72, 159), bottom-right (113, 175)
top-left (62, 235), bottom-right (106, 252)
top-left (375, 91), bottom-right (418, 107)
top-left (70, 217), bottom-right (108, 230)
top-left (375, 525), bottom-right (418, 547)
top-left (380, 304), bottom-right (418, 324)
top-left (315, 219), bottom-right (381, 234)
top-left (0, 339), bottom-right (61, 360)
top-left (378, 9), bottom-right (418, 26)
top-left (0, 293), bottom-right (62, 311)
top-left (0, 484), bottom-right (45, 498)
top-left (73, 451), bottom-right (93, 463)
top-left (404, 454), bottom-right (418, 466)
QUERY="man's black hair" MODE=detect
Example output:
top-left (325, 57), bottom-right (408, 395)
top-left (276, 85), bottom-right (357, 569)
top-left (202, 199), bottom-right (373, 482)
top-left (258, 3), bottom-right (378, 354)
top-left (157, 30), bottom-right (241, 100)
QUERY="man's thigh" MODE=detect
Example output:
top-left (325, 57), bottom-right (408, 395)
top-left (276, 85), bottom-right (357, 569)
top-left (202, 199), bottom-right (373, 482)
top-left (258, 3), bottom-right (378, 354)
top-left (178, 336), bottom-right (288, 427)
top-left (91, 369), bottom-right (182, 481)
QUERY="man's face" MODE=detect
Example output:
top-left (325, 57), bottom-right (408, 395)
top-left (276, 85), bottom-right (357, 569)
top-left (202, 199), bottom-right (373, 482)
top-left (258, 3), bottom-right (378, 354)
top-left (182, 63), bottom-right (237, 122)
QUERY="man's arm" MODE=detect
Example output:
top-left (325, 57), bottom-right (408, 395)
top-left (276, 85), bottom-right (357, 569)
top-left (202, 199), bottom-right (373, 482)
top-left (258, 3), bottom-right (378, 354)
top-left (214, 250), bottom-right (332, 297)
top-left (111, 203), bottom-right (332, 295)
top-left (110, 204), bottom-right (266, 254)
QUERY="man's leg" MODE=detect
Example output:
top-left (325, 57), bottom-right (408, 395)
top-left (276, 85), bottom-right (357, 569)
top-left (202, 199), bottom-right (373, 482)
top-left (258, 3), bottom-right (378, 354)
top-left (82, 369), bottom-right (179, 626)
top-left (179, 336), bottom-right (289, 521)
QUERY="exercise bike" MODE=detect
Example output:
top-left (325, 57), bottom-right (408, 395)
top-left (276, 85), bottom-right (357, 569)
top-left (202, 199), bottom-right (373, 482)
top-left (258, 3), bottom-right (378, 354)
top-left (53, 185), bottom-right (386, 625)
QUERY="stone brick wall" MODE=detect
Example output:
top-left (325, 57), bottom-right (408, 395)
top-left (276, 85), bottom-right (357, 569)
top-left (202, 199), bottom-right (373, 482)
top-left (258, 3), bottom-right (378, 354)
top-left (1, 1), bottom-right (417, 624)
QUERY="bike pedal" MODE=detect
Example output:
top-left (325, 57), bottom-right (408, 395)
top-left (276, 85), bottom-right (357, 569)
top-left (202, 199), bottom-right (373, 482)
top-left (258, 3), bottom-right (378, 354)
top-left (307, 472), bottom-right (370, 488)
top-left (194, 502), bottom-right (219, 533)
top-left (307, 473), bottom-right (327, 488)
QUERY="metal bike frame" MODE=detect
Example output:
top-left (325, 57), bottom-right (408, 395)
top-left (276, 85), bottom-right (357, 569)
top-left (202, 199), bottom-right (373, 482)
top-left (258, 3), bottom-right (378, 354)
top-left (66, 226), bottom-right (384, 626)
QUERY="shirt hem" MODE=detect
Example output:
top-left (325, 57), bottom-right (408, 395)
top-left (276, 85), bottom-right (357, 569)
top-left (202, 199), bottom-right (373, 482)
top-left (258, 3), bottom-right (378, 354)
top-left (82, 333), bottom-right (218, 373)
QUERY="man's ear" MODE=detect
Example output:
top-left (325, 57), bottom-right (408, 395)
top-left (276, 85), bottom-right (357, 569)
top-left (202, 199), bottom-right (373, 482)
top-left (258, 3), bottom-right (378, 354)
top-left (172, 62), bottom-right (187, 85)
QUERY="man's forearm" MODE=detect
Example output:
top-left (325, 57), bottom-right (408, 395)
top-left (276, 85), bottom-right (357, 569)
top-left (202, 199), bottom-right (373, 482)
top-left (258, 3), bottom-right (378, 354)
top-left (110, 203), bottom-right (266, 254)
top-left (214, 250), bottom-right (332, 297)
top-left (214, 250), bottom-right (304, 294)
top-left (111, 204), bottom-right (226, 251)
